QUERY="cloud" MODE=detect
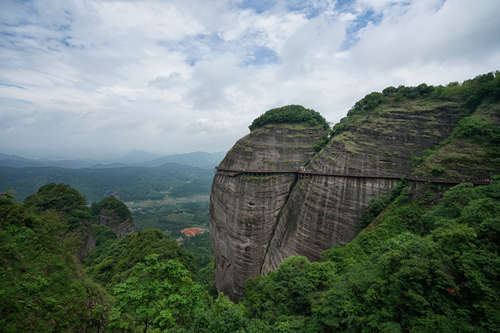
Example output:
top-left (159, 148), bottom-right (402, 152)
top-left (0, 0), bottom-right (499, 159)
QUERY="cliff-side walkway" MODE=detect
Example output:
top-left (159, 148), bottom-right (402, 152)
top-left (215, 167), bottom-right (492, 185)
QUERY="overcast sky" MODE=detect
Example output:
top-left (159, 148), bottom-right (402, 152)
top-left (1, 0), bottom-right (499, 159)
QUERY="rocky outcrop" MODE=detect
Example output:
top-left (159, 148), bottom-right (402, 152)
top-left (98, 208), bottom-right (134, 238)
top-left (210, 122), bottom-right (327, 300)
top-left (210, 99), bottom-right (469, 301)
top-left (93, 196), bottom-right (135, 238)
top-left (75, 224), bottom-right (96, 260)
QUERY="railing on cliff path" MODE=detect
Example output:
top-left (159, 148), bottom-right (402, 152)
top-left (215, 167), bottom-right (492, 186)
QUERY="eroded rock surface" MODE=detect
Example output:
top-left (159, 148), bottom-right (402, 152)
top-left (98, 208), bottom-right (134, 238)
top-left (93, 196), bottom-right (135, 238)
top-left (210, 123), bottom-right (327, 300)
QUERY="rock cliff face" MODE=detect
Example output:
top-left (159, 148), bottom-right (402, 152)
top-left (210, 122), bottom-right (327, 300)
top-left (210, 99), bottom-right (471, 301)
top-left (262, 100), bottom-right (465, 274)
top-left (93, 196), bottom-right (135, 238)
top-left (75, 225), bottom-right (96, 260)
top-left (98, 208), bottom-right (134, 238)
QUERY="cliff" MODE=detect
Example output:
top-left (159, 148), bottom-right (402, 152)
top-left (210, 75), bottom-right (500, 301)
top-left (92, 196), bottom-right (135, 238)
top-left (23, 183), bottom-right (96, 261)
top-left (261, 98), bottom-right (465, 274)
top-left (210, 106), bottom-right (329, 299)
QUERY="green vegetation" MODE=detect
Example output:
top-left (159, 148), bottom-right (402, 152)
top-left (332, 71), bottom-right (500, 138)
top-left (249, 105), bottom-right (329, 131)
top-left (132, 200), bottom-right (209, 236)
top-left (453, 115), bottom-right (500, 144)
top-left (91, 196), bottom-right (132, 220)
top-left (1, 72), bottom-right (499, 332)
top-left (243, 179), bottom-right (500, 332)
top-left (0, 191), bottom-right (109, 332)
top-left (85, 229), bottom-right (194, 287)
top-left (412, 99), bottom-right (500, 180)
top-left (24, 183), bottom-right (91, 226)
top-left (4, 177), bottom-right (499, 332)
top-left (108, 254), bottom-right (203, 332)
top-left (359, 180), bottom-right (407, 230)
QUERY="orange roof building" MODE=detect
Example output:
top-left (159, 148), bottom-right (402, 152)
top-left (180, 227), bottom-right (206, 237)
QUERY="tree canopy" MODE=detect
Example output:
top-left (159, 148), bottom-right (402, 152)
top-left (90, 196), bottom-right (132, 220)
top-left (249, 105), bottom-right (329, 131)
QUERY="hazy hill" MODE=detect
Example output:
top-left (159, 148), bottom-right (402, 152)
top-left (141, 151), bottom-right (226, 169)
top-left (0, 162), bottom-right (213, 202)
top-left (0, 151), bottom-right (225, 170)
top-left (0, 153), bottom-right (46, 168)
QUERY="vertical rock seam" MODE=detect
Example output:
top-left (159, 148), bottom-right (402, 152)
top-left (259, 172), bottom-right (299, 275)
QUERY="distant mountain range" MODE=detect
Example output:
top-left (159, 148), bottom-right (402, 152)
top-left (139, 151), bottom-right (226, 169)
top-left (0, 162), bottom-right (214, 202)
top-left (0, 151), bottom-right (225, 170)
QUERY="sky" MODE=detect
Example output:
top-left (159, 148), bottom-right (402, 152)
top-left (1, 0), bottom-right (499, 159)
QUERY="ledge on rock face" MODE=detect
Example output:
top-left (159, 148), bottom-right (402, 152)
top-left (91, 196), bottom-right (134, 238)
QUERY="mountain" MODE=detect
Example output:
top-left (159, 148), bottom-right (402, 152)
top-left (90, 162), bottom-right (129, 168)
top-left (142, 151), bottom-right (226, 169)
top-left (112, 150), bottom-right (163, 165)
top-left (0, 153), bottom-right (101, 169)
top-left (210, 73), bottom-right (500, 301)
top-left (0, 153), bottom-right (46, 168)
top-left (0, 151), bottom-right (224, 170)
top-left (42, 159), bottom-right (98, 169)
top-left (0, 162), bottom-right (213, 202)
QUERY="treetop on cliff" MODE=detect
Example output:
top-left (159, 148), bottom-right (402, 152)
top-left (90, 196), bottom-right (131, 220)
top-left (249, 105), bottom-right (329, 131)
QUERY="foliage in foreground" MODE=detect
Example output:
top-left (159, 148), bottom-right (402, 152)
top-left (244, 179), bottom-right (500, 332)
top-left (0, 191), bottom-right (109, 332)
top-left (85, 229), bottom-right (194, 288)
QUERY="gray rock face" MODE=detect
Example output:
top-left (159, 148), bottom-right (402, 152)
top-left (77, 225), bottom-right (96, 260)
top-left (210, 123), bottom-right (327, 300)
top-left (98, 208), bottom-right (134, 238)
top-left (210, 100), bottom-right (466, 301)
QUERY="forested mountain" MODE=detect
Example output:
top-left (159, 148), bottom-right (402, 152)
top-left (0, 163), bottom-right (213, 202)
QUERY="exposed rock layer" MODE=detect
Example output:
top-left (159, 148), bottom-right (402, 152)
top-left (210, 100), bottom-right (470, 301)
top-left (98, 208), bottom-right (134, 238)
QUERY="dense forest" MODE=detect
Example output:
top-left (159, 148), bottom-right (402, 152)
top-left (1, 73), bottom-right (499, 332)
top-left (2, 179), bottom-right (498, 332)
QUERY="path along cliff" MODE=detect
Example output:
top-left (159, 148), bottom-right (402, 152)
top-left (210, 80), bottom-right (500, 301)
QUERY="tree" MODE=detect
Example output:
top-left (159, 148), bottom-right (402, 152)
top-left (109, 254), bottom-right (204, 332)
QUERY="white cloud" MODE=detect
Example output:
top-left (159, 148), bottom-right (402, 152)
top-left (0, 0), bottom-right (499, 159)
